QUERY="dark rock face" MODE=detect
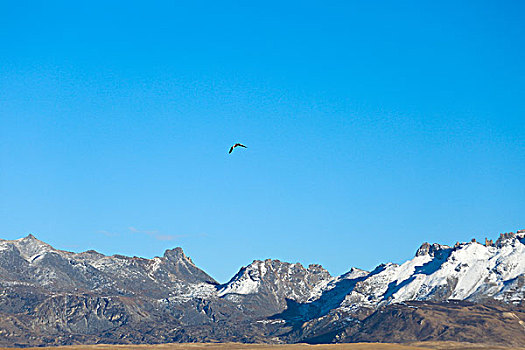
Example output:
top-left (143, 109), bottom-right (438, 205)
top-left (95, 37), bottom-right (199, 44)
top-left (0, 231), bottom-right (524, 347)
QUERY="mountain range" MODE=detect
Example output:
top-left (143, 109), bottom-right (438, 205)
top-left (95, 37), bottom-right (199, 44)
top-left (0, 230), bottom-right (524, 347)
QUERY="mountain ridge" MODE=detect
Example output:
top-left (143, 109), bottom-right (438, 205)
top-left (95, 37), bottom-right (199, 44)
top-left (0, 229), bottom-right (523, 346)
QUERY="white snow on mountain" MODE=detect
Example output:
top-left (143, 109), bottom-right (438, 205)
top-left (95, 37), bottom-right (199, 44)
top-left (4, 234), bottom-right (57, 261)
top-left (217, 261), bottom-right (267, 296)
top-left (217, 230), bottom-right (525, 311)
top-left (386, 233), bottom-right (525, 303)
top-left (1, 230), bottom-right (524, 309)
top-left (330, 231), bottom-right (525, 311)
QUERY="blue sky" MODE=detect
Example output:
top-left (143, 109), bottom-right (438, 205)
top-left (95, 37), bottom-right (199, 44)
top-left (1, 1), bottom-right (524, 282)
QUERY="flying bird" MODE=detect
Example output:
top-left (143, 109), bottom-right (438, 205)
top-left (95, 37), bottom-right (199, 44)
top-left (229, 143), bottom-right (247, 154)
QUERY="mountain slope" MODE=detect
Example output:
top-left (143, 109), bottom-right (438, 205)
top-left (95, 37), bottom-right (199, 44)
top-left (0, 235), bottom-right (217, 298)
top-left (217, 259), bottom-right (333, 317)
top-left (217, 230), bottom-right (525, 324)
top-left (0, 229), bottom-right (523, 346)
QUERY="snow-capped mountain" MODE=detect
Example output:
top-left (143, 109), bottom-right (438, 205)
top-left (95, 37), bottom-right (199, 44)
top-left (216, 230), bottom-right (525, 316)
top-left (0, 234), bottom-right (217, 298)
top-left (0, 229), bottom-right (523, 346)
top-left (218, 259), bottom-right (332, 300)
top-left (334, 231), bottom-right (525, 308)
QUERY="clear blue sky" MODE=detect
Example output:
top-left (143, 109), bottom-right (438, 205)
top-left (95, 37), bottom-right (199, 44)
top-left (1, 1), bottom-right (524, 282)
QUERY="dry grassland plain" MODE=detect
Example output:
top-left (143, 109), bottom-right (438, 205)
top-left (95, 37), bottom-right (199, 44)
top-left (1, 342), bottom-right (524, 350)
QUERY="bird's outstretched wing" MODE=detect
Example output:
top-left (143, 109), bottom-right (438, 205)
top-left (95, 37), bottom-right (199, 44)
top-left (229, 143), bottom-right (247, 154)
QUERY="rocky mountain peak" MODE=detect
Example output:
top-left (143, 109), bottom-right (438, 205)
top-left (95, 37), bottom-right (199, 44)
top-left (12, 233), bottom-right (54, 260)
top-left (218, 258), bottom-right (333, 305)
top-left (159, 247), bottom-right (216, 285)
top-left (18, 233), bottom-right (46, 245)
top-left (495, 231), bottom-right (524, 247)
top-left (518, 229), bottom-right (525, 244)
top-left (340, 267), bottom-right (369, 280)
top-left (163, 247), bottom-right (192, 263)
top-left (307, 263), bottom-right (330, 274)
top-left (415, 242), bottom-right (451, 257)
top-left (79, 249), bottom-right (105, 258)
top-left (415, 242), bottom-right (431, 256)
top-left (240, 259), bottom-right (331, 281)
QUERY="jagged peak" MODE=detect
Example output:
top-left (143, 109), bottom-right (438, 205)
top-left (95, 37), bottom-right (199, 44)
top-left (7, 234), bottom-right (56, 261)
top-left (448, 229), bottom-right (525, 250)
top-left (243, 259), bottom-right (330, 276)
top-left (14, 233), bottom-right (51, 247)
top-left (17, 233), bottom-right (45, 243)
top-left (495, 231), bottom-right (523, 247)
top-left (415, 242), bottom-right (431, 256)
top-left (220, 259), bottom-right (332, 289)
top-left (163, 246), bottom-right (194, 264)
top-left (80, 249), bottom-right (105, 257)
top-left (248, 258), bottom-right (292, 265)
top-left (307, 263), bottom-right (330, 274)
top-left (413, 229), bottom-right (525, 258)
top-left (111, 254), bottom-right (130, 259)
top-left (415, 242), bottom-right (451, 257)
top-left (234, 259), bottom-right (302, 277)
top-left (518, 229), bottom-right (525, 244)
top-left (340, 267), bottom-right (369, 280)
